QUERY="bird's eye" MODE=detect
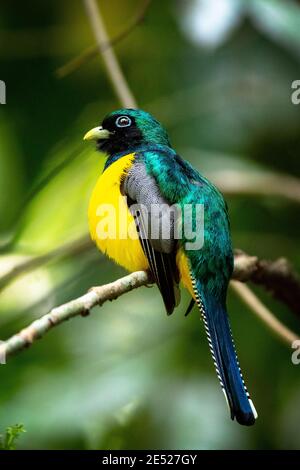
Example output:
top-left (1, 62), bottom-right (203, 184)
top-left (115, 116), bottom-right (132, 128)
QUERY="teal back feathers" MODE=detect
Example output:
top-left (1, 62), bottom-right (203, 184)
top-left (89, 108), bottom-right (257, 426)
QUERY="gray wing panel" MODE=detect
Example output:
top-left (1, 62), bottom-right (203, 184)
top-left (122, 161), bottom-right (180, 315)
top-left (122, 162), bottom-right (176, 254)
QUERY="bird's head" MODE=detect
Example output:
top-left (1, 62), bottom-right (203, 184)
top-left (84, 108), bottom-right (171, 156)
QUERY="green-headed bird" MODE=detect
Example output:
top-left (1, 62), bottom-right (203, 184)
top-left (84, 108), bottom-right (257, 426)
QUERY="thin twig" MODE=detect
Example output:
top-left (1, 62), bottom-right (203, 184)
top-left (233, 250), bottom-right (300, 317)
top-left (0, 271), bottom-right (152, 361)
top-left (210, 170), bottom-right (300, 205)
top-left (2, 241), bottom-right (300, 320)
top-left (230, 281), bottom-right (298, 346)
top-left (1, 267), bottom-right (299, 361)
top-left (83, 0), bottom-right (137, 108)
top-left (56, 0), bottom-right (152, 79)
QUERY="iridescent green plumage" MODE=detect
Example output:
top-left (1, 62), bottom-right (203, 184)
top-left (85, 108), bottom-right (257, 426)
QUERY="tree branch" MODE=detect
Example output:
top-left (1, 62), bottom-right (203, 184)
top-left (56, 0), bottom-right (152, 79)
top-left (2, 241), bottom-right (300, 319)
top-left (230, 281), bottom-right (298, 346)
top-left (0, 271), bottom-right (151, 361)
top-left (233, 250), bottom-right (300, 317)
top-left (209, 170), bottom-right (300, 205)
top-left (1, 253), bottom-right (300, 361)
top-left (83, 0), bottom-right (137, 108)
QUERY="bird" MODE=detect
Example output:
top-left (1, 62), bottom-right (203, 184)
top-left (84, 108), bottom-right (257, 426)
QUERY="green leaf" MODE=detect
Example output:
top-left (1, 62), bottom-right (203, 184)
top-left (0, 424), bottom-right (26, 450)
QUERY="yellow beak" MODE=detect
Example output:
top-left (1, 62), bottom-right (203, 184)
top-left (83, 126), bottom-right (111, 141)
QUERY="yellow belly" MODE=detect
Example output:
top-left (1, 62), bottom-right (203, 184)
top-left (176, 248), bottom-right (195, 298)
top-left (88, 153), bottom-right (149, 272)
top-left (89, 152), bottom-right (195, 297)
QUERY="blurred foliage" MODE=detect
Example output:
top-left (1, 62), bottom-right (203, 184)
top-left (0, 0), bottom-right (300, 450)
top-left (0, 424), bottom-right (26, 450)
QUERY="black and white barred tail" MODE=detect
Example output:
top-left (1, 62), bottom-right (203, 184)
top-left (190, 271), bottom-right (258, 426)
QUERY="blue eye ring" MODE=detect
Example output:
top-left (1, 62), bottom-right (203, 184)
top-left (115, 115), bottom-right (132, 128)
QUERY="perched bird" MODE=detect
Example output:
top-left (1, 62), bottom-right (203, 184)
top-left (84, 108), bottom-right (257, 426)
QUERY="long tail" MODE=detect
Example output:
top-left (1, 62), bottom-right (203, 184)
top-left (191, 274), bottom-right (257, 426)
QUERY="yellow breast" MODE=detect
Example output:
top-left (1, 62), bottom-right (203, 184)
top-left (88, 152), bottom-right (195, 298)
top-left (176, 248), bottom-right (195, 298)
top-left (88, 153), bottom-right (149, 272)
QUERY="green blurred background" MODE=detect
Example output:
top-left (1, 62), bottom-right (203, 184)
top-left (0, 0), bottom-right (300, 449)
